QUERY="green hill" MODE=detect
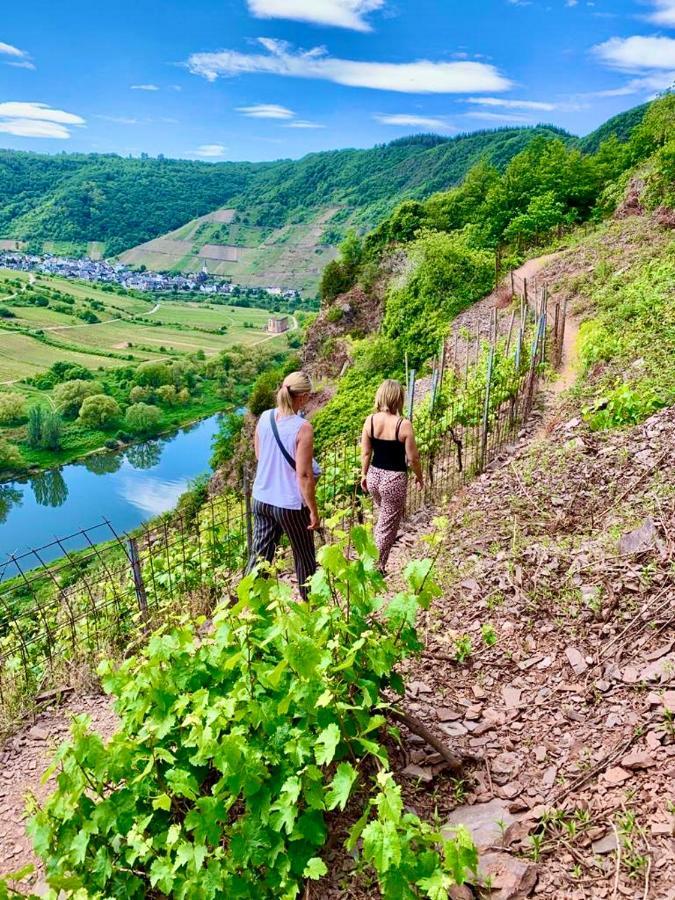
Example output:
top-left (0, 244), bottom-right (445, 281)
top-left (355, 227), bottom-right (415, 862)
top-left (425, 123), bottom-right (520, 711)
top-left (1, 126), bottom-right (569, 287)
top-left (578, 103), bottom-right (649, 154)
top-left (0, 106), bottom-right (652, 292)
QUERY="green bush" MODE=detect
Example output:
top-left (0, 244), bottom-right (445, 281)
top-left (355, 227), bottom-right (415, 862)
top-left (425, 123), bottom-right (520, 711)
top-left (248, 368), bottom-right (282, 417)
top-left (54, 380), bottom-right (102, 419)
top-left (125, 402), bottom-right (162, 435)
top-left (383, 230), bottom-right (494, 365)
top-left (78, 395), bottom-right (122, 429)
top-left (0, 392), bottom-right (26, 425)
top-left (0, 438), bottom-right (25, 473)
top-left (28, 529), bottom-right (477, 899)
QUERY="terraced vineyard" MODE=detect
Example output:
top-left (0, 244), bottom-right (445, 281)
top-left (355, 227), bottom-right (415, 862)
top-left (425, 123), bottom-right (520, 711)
top-left (119, 206), bottom-right (340, 293)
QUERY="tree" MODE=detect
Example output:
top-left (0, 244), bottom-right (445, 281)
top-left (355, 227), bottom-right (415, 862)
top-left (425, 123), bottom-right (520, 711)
top-left (54, 380), bottom-right (102, 418)
top-left (41, 411), bottom-right (63, 450)
top-left (0, 439), bottom-right (25, 475)
top-left (78, 395), bottom-right (121, 429)
top-left (0, 392), bottom-right (26, 425)
top-left (248, 369), bottom-right (282, 417)
top-left (134, 361), bottom-right (173, 388)
top-left (319, 260), bottom-right (353, 304)
top-left (156, 384), bottom-right (178, 406)
top-left (26, 406), bottom-right (45, 449)
top-left (125, 402), bottom-right (162, 435)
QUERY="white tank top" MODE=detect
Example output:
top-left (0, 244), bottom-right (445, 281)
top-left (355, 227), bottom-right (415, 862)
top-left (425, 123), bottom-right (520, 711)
top-left (252, 410), bottom-right (305, 510)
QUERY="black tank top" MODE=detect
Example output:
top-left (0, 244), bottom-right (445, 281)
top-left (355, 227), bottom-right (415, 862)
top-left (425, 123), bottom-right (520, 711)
top-left (370, 415), bottom-right (407, 472)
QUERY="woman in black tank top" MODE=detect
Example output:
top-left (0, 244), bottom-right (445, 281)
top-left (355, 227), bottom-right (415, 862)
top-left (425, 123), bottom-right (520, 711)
top-left (360, 379), bottom-right (424, 572)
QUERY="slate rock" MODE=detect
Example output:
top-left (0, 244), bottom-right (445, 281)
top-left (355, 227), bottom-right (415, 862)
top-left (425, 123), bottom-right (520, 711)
top-left (620, 750), bottom-right (656, 770)
top-left (565, 647), bottom-right (588, 676)
top-left (478, 851), bottom-right (538, 899)
top-left (618, 517), bottom-right (659, 555)
top-left (602, 766), bottom-right (631, 786)
top-left (592, 831), bottom-right (618, 855)
top-left (443, 797), bottom-right (518, 851)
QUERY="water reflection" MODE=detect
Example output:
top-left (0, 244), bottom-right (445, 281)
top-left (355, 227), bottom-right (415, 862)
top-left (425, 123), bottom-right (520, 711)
top-left (31, 469), bottom-right (69, 508)
top-left (0, 485), bottom-right (22, 525)
top-left (0, 414), bottom-right (222, 564)
top-left (120, 474), bottom-right (187, 516)
top-left (83, 452), bottom-right (123, 476)
top-left (125, 441), bottom-right (163, 470)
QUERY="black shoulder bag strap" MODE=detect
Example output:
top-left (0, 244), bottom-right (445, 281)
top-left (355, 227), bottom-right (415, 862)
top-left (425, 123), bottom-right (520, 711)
top-left (268, 410), bottom-right (296, 471)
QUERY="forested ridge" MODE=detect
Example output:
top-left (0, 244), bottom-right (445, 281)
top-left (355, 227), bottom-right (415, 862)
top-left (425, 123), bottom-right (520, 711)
top-left (0, 105), bottom-right (645, 257)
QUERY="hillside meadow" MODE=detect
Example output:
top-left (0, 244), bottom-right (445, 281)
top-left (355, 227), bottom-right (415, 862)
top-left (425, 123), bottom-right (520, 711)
top-left (0, 270), bottom-right (295, 475)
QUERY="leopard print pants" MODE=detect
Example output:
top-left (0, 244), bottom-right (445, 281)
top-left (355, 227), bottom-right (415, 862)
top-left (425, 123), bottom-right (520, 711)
top-left (366, 466), bottom-right (408, 571)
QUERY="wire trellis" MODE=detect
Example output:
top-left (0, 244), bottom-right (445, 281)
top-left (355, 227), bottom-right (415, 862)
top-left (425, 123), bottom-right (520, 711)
top-left (0, 273), bottom-right (561, 719)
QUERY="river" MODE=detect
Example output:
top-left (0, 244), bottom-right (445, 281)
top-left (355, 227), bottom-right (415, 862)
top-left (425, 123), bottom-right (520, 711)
top-left (0, 414), bottom-right (222, 567)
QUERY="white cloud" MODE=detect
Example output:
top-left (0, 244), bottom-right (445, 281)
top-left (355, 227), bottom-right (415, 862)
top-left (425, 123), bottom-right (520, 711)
top-left (236, 103), bottom-right (295, 118)
top-left (193, 143), bottom-right (227, 157)
top-left (594, 35), bottom-right (675, 70)
top-left (0, 102), bottom-right (84, 124)
top-left (96, 114), bottom-right (140, 125)
top-left (0, 41), bottom-right (25, 57)
top-left (247, 0), bottom-right (384, 32)
top-left (187, 38), bottom-right (512, 94)
top-left (284, 119), bottom-right (325, 127)
top-left (647, 1), bottom-right (675, 26)
top-left (0, 40), bottom-right (35, 69)
top-left (466, 111), bottom-right (533, 123)
top-left (130, 83), bottom-right (160, 91)
top-left (374, 113), bottom-right (455, 129)
top-left (0, 119), bottom-right (71, 138)
top-left (466, 96), bottom-right (556, 111)
top-left (0, 102), bottom-right (85, 139)
top-left (585, 70), bottom-right (675, 97)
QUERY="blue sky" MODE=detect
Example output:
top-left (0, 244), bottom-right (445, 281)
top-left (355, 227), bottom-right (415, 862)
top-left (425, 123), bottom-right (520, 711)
top-left (1, 0), bottom-right (674, 161)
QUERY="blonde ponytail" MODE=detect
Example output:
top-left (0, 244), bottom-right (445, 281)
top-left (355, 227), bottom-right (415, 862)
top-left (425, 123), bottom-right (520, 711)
top-left (276, 371), bottom-right (312, 416)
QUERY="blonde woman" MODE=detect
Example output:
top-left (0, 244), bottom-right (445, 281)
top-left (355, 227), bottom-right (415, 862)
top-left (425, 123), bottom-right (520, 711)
top-left (246, 371), bottom-right (320, 600)
top-left (360, 379), bottom-right (423, 572)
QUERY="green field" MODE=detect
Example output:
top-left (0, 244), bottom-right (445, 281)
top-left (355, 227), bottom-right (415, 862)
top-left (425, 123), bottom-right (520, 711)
top-left (0, 270), bottom-right (291, 386)
top-left (0, 269), bottom-right (294, 477)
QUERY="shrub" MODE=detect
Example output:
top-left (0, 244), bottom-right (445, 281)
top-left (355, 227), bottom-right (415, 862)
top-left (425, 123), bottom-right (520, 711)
top-left (248, 367), bottom-right (282, 417)
top-left (129, 385), bottom-right (152, 404)
top-left (156, 384), bottom-right (178, 406)
top-left (125, 402), bottom-right (162, 435)
top-left (78, 394), bottom-right (122, 429)
top-left (0, 305), bottom-right (15, 318)
top-left (54, 380), bottom-right (102, 418)
top-left (383, 229), bottom-right (494, 365)
top-left (134, 361), bottom-right (173, 388)
top-left (0, 438), bottom-right (25, 473)
top-left (28, 528), bottom-right (477, 898)
top-left (0, 392), bottom-right (26, 425)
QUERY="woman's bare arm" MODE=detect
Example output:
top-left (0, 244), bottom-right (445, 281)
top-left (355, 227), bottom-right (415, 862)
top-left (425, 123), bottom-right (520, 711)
top-left (296, 421), bottom-right (320, 529)
top-left (402, 421), bottom-right (424, 488)
top-left (361, 417), bottom-right (373, 491)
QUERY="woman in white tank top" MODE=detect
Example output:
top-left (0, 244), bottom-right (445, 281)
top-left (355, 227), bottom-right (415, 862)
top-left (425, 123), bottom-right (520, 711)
top-left (246, 371), bottom-right (320, 601)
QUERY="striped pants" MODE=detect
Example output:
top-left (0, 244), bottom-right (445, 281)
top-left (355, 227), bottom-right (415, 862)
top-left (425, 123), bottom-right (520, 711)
top-left (366, 467), bottom-right (408, 571)
top-left (245, 500), bottom-right (316, 601)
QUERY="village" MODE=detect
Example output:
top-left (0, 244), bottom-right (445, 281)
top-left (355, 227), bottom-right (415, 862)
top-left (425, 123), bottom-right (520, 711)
top-left (0, 250), bottom-right (300, 303)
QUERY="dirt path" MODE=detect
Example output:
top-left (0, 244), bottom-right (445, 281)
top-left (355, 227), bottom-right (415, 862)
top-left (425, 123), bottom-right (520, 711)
top-left (0, 696), bottom-right (118, 884)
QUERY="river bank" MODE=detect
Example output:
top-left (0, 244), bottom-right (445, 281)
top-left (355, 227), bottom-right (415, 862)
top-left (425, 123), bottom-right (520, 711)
top-left (0, 385), bottom-right (229, 484)
top-left (0, 413), bottom-right (225, 563)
